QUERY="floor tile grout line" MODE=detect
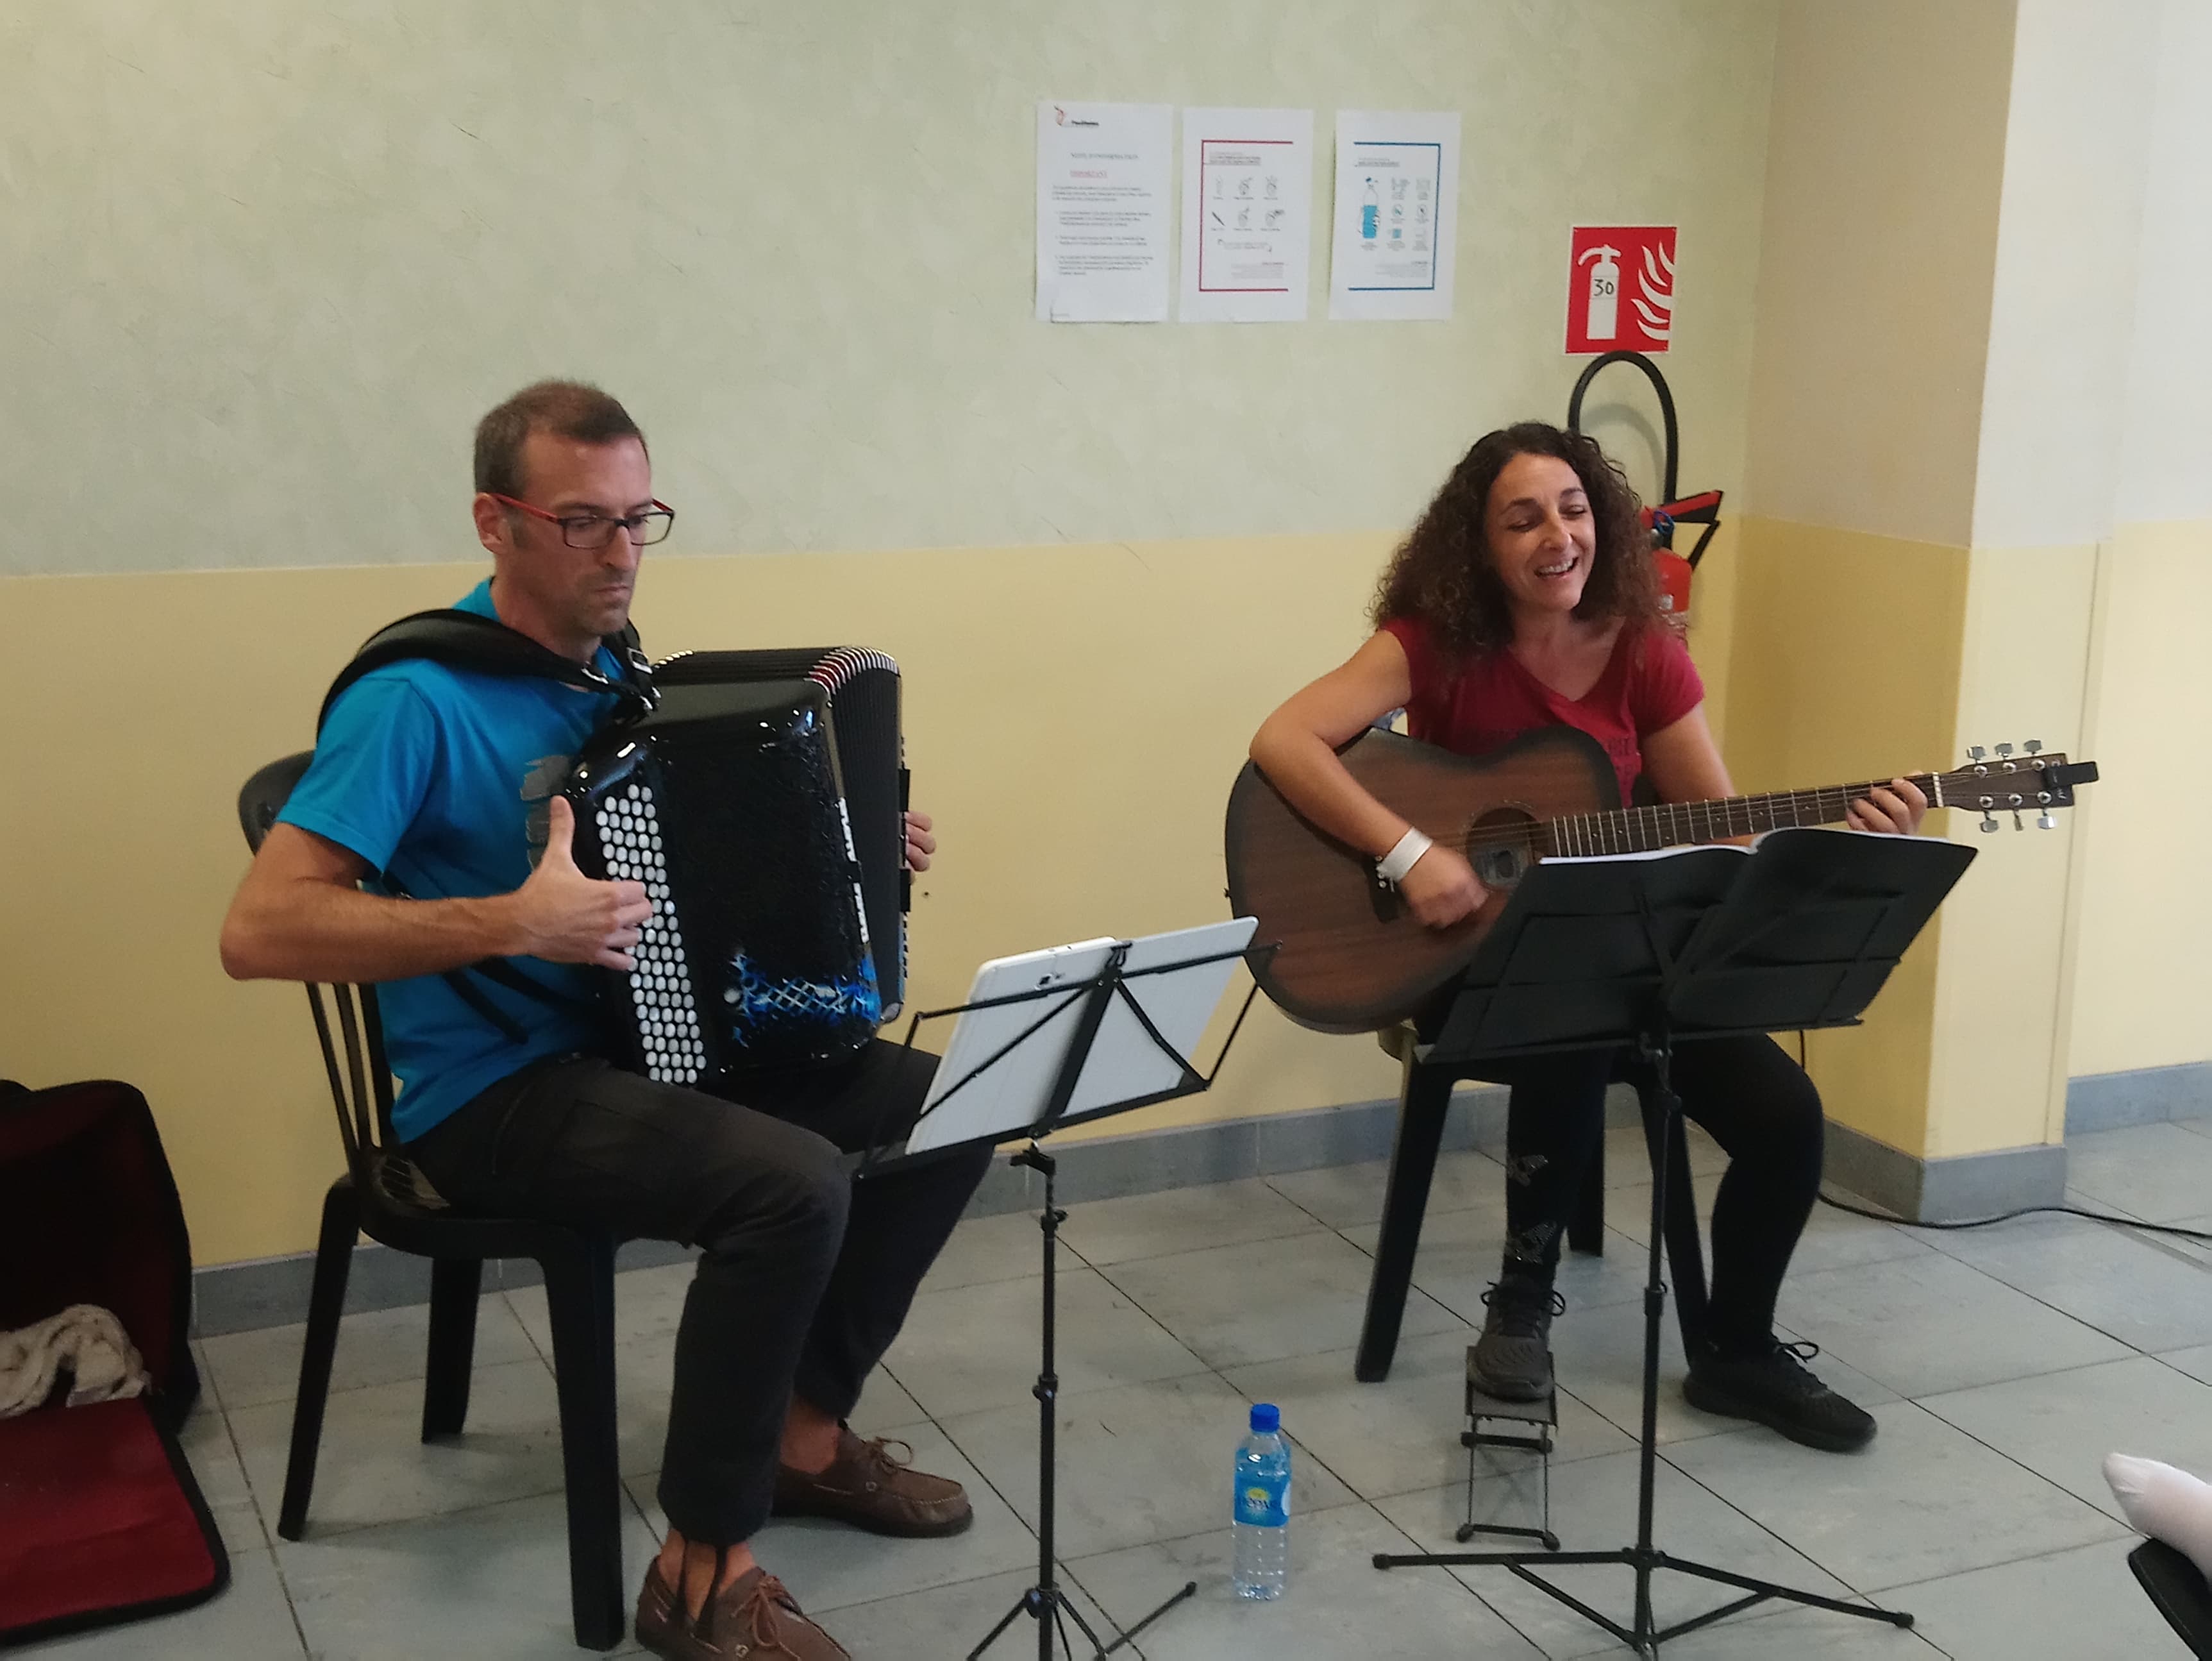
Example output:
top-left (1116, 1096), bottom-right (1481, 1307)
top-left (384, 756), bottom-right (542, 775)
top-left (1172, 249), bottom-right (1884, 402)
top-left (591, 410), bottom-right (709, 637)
top-left (1904, 1384), bottom-right (2156, 1530)
top-left (1655, 1437), bottom-right (1885, 1608)
top-left (1862, 1530), bottom-right (2154, 1608)
top-left (1893, 1238), bottom-right (2206, 1362)
top-left (1669, 1396), bottom-right (2135, 1611)
top-left (1362, 1494), bottom-right (1557, 1657)
top-left (1053, 1215), bottom-right (1334, 1274)
top-left (206, 1397), bottom-right (314, 1657)
top-left (1775, 1247), bottom-right (2164, 1394)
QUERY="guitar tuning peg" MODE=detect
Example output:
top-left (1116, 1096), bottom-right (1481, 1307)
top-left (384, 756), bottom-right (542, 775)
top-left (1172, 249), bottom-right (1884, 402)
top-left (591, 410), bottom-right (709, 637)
top-left (1968, 746), bottom-right (1988, 763)
top-left (2037, 810), bottom-right (2058, 830)
top-left (1979, 812), bottom-right (2000, 833)
top-left (2023, 740), bottom-right (2043, 756)
top-left (2012, 809), bottom-right (2025, 830)
top-left (1995, 743), bottom-right (2015, 759)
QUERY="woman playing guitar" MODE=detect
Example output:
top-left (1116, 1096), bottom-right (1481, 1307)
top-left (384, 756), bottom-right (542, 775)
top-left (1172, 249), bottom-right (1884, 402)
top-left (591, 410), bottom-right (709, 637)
top-left (1250, 422), bottom-right (1925, 1452)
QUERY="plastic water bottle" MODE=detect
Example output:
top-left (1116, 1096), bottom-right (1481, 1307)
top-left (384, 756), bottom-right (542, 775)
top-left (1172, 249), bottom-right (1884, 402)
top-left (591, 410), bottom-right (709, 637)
top-left (1230, 1402), bottom-right (1291, 1599)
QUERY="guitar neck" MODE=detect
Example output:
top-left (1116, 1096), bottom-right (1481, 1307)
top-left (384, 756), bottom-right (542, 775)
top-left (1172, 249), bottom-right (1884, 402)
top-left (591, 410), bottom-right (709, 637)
top-left (1543, 774), bottom-right (1938, 858)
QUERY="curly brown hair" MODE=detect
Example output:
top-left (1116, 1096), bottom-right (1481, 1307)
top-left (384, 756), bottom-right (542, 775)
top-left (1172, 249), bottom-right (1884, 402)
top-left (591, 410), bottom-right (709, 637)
top-left (1371, 421), bottom-right (1665, 661)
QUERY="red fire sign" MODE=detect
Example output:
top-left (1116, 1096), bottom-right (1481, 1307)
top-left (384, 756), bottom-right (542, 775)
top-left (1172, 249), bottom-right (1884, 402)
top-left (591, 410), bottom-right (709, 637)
top-left (1566, 226), bottom-right (1677, 354)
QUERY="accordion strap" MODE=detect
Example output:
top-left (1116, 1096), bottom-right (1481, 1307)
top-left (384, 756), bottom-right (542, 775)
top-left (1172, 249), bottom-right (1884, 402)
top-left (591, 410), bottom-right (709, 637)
top-left (317, 609), bottom-right (657, 735)
top-left (316, 608), bottom-right (650, 1045)
top-left (378, 872), bottom-right (603, 1045)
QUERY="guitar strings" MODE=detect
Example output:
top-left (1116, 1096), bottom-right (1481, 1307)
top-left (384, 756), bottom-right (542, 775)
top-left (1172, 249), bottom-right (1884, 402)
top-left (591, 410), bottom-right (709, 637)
top-left (1436, 771), bottom-right (1995, 858)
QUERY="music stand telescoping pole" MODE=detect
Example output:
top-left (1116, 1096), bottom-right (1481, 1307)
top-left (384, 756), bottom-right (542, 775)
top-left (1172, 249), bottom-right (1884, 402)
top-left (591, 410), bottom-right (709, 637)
top-left (857, 931), bottom-right (1276, 1661)
top-left (1371, 827), bottom-right (1975, 1658)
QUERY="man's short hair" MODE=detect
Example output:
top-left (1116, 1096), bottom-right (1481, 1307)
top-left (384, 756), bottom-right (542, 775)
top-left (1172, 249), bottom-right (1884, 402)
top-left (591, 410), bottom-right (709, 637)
top-left (473, 381), bottom-right (648, 499)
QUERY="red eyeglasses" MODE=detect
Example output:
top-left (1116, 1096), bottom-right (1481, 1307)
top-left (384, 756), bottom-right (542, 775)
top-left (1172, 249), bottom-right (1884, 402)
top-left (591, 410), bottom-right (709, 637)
top-left (490, 494), bottom-right (675, 549)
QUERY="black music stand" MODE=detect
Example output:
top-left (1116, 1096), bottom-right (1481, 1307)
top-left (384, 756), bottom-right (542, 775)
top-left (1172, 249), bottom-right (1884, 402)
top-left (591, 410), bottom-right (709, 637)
top-left (859, 933), bottom-right (1275, 1661)
top-left (1372, 827), bottom-right (1974, 1657)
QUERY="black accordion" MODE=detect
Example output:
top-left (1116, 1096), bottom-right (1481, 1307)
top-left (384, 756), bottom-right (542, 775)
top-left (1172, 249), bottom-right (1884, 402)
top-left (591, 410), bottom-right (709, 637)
top-left (562, 647), bottom-right (908, 1088)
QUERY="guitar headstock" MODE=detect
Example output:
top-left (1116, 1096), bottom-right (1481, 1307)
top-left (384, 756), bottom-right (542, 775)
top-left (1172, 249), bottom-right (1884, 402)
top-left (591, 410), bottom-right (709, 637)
top-left (1938, 741), bottom-right (2100, 832)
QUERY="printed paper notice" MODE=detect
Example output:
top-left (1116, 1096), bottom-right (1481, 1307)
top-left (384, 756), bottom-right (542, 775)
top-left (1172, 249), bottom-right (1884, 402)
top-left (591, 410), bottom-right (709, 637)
top-left (1036, 101), bottom-right (1173, 324)
top-left (1328, 112), bottom-right (1461, 321)
top-left (1179, 108), bottom-right (1314, 323)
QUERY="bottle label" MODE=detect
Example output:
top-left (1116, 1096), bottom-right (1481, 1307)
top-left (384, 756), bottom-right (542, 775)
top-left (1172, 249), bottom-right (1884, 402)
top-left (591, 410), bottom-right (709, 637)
top-left (1236, 1474), bottom-right (1290, 1528)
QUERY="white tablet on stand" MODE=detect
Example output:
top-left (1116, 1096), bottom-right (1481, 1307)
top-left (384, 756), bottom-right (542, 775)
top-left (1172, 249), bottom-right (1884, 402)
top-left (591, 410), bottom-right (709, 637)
top-left (900, 918), bottom-right (1257, 1157)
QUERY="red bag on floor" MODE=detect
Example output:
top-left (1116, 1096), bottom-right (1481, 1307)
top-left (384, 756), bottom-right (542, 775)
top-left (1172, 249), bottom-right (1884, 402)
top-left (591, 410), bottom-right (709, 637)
top-left (0, 1079), bottom-right (230, 1644)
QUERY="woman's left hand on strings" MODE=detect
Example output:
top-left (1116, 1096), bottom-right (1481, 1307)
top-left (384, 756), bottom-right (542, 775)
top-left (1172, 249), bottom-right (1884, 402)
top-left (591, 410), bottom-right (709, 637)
top-left (1845, 777), bottom-right (1929, 836)
top-left (903, 810), bottom-right (937, 873)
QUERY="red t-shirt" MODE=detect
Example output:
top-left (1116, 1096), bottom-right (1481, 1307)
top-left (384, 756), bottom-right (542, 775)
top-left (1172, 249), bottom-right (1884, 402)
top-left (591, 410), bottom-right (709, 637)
top-left (1380, 616), bottom-right (1704, 806)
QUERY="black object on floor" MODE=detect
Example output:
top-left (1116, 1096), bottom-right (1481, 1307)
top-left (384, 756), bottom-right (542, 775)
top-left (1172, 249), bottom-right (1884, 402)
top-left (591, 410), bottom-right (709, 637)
top-left (0, 1078), bottom-right (230, 1646)
top-left (1370, 828), bottom-right (1971, 1655)
top-left (2130, 1539), bottom-right (2212, 1658)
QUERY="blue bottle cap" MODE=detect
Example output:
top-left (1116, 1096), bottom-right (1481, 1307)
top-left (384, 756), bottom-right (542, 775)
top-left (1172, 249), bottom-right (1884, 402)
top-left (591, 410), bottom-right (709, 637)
top-left (1250, 1403), bottom-right (1280, 1433)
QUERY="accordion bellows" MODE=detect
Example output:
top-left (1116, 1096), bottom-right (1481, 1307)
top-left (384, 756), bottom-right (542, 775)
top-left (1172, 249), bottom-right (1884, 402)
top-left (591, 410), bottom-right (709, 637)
top-left (565, 647), bottom-right (906, 1084)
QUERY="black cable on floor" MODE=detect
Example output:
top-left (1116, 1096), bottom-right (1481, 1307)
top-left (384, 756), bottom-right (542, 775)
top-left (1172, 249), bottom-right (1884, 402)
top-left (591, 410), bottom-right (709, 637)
top-left (1789, 1028), bottom-right (2212, 1244)
top-left (1816, 1190), bottom-right (2212, 1245)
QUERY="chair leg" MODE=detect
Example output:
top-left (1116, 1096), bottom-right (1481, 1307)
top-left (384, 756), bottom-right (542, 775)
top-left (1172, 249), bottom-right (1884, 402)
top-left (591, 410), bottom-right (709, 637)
top-left (421, 1257), bottom-right (483, 1442)
top-left (278, 1177), bottom-right (358, 1541)
top-left (1355, 1061), bottom-right (1455, 1383)
top-left (542, 1236), bottom-right (626, 1651)
top-left (1568, 1132), bottom-right (1606, 1255)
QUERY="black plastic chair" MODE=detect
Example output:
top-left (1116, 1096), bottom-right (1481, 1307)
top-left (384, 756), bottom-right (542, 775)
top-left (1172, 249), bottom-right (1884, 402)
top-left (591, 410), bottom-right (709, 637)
top-left (1353, 1021), bottom-right (1710, 1382)
top-left (238, 754), bottom-right (627, 1651)
top-left (2131, 1539), bottom-right (2212, 1657)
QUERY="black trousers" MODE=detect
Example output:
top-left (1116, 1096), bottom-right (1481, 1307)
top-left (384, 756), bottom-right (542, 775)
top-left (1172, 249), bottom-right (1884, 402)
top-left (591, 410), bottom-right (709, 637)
top-left (406, 1040), bottom-right (993, 1547)
top-left (1488, 1034), bottom-right (1824, 1354)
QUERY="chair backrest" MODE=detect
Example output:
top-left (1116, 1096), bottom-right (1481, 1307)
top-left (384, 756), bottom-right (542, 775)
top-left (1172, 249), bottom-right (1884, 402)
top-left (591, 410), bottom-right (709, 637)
top-left (237, 754), bottom-right (406, 1193)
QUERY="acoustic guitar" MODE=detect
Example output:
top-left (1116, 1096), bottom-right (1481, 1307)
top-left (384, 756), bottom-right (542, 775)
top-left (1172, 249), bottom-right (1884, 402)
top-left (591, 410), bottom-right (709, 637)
top-left (1223, 726), bottom-right (2098, 1034)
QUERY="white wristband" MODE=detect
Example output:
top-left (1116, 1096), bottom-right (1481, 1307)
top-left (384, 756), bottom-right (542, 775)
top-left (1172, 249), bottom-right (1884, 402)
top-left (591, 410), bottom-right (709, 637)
top-left (1377, 827), bottom-right (1434, 886)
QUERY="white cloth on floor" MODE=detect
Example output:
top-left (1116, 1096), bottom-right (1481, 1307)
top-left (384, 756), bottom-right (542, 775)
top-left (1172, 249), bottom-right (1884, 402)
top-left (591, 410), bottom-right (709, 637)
top-left (0, 1304), bottom-right (151, 1419)
top-left (2106, 1452), bottom-right (2212, 1583)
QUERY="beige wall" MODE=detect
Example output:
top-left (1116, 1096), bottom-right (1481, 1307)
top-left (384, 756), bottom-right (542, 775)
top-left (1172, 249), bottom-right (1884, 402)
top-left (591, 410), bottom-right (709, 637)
top-left (1722, 518), bottom-right (1968, 1156)
top-left (0, 539), bottom-right (1392, 1264)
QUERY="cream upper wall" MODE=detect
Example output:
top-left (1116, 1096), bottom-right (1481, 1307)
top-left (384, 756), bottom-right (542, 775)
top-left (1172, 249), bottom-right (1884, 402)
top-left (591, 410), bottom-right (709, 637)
top-left (1969, 0), bottom-right (2159, 550)
top-left (0, 0), bottom-right (1779, 580)
top-left (2114, 0), bottom-right (2212, 526)
top-left (1741, 0), bottom-right (2015, 546)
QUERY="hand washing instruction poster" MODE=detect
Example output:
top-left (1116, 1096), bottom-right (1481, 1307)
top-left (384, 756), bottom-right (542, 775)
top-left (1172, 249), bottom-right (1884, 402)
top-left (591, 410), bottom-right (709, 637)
top-left (1036, 101), bottom-right (1174, 323)
top-left (1178, 107), bottom-right (1314, 323)
top-left (1328, 112), bottom-right (1461, 321)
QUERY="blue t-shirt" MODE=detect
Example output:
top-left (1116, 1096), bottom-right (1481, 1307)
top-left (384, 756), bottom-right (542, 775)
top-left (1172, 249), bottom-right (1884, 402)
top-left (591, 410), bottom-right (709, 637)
top-left (277, 581), bottom-right (623, 1142)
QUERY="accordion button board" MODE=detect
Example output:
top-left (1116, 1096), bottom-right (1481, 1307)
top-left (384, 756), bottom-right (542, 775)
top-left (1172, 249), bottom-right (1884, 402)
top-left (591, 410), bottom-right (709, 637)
top-left (566, 648), bottom-right (907, 1093)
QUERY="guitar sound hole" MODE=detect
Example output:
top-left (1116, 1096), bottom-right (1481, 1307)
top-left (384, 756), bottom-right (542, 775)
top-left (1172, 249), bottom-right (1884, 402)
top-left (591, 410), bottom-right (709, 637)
top-left (1467, 807), bottom-right (1537, 889)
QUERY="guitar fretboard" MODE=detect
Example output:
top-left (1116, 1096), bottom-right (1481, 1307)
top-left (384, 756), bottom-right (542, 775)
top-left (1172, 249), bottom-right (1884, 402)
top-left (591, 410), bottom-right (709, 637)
top-left (1539, 775), bottom-right (1943, 858)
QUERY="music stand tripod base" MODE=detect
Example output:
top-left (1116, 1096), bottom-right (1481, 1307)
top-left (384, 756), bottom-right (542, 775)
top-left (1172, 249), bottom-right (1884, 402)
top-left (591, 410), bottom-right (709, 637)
top-left (1457, 1358), bottom-right (1561, 1553)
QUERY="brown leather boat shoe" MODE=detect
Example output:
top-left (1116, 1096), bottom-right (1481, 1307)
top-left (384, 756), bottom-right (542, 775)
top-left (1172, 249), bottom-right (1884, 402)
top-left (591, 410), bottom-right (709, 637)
top-left (635, 1559), bottom-right (850, 1660)
top-left (771, 1428), bottom-right (974, 1537)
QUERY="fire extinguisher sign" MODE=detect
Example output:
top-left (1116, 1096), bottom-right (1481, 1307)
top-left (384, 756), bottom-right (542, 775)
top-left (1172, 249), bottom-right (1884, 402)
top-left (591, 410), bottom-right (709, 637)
top-left (1566, 226), bottom-right (1677, 354)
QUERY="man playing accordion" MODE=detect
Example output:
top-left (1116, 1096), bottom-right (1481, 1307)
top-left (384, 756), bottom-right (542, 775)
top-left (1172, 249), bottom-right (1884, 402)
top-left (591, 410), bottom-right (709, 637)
top-left (221, 380), bottom-right (985, 1661)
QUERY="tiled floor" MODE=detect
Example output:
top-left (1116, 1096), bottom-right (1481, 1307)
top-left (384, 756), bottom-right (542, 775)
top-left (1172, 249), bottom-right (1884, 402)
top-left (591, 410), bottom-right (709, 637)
top-left (31, 1120), bottom-right (2212, 1658)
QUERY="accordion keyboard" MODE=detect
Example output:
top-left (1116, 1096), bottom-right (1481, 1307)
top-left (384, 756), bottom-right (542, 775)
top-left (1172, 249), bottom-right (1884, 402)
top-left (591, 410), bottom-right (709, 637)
top-left (593, 780), bottom-right (705, 1086)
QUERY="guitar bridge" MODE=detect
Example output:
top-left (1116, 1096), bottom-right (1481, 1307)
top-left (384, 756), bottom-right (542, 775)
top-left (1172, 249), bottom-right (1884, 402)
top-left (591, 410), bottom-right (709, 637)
top-left (1368, 862), bottom-right (1400, 922)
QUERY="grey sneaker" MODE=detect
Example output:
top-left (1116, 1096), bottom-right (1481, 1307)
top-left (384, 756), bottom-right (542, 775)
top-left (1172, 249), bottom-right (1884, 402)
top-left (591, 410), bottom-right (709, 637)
top-left (1470, 1274), bottom-right (1563, 1401)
